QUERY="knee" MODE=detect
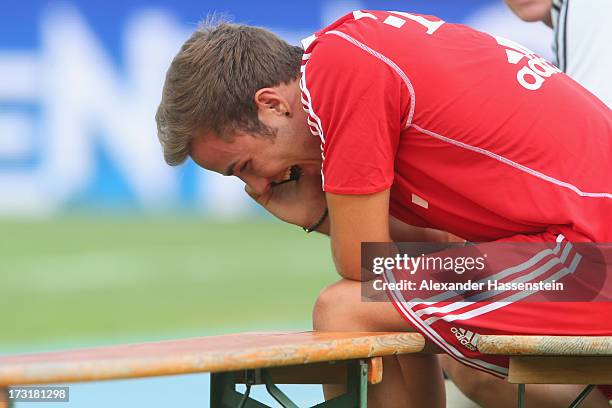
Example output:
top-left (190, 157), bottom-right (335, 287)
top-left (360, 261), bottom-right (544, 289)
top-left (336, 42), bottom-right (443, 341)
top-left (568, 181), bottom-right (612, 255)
top-left (452, 374), bottom-right (495, 404)
top-left (443, 356), bottom-right (506, 405)
top-left (312, 280), bottom-right (354, 331)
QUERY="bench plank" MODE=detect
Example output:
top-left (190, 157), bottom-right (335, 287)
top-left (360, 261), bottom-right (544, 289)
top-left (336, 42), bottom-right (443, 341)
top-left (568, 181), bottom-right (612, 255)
top-left (0, 332), bottom-right (423, 386)
top-left (238, 357), bottom-right (383, 385)
top-left (234, 362), bottom-right (347, 385)
top-left (508, 356), bottom-right (612, 384)
top-left (478, 335), bottom-right (612, 356)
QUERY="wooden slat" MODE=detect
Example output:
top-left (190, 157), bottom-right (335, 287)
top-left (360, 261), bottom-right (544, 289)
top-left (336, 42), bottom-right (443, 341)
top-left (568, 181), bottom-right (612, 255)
top-left (234, 357), bottom-right (384, 385)
top-left (508, 356), bottom-right (612, 384)
top-left (0, 332), bottom-right (423, 386)
top-left (478, 335), bottom-right (612, 356)
top-left (367, 357), bottom-right (383, 385)
top-left (234, 362), bottom-right (347, 385)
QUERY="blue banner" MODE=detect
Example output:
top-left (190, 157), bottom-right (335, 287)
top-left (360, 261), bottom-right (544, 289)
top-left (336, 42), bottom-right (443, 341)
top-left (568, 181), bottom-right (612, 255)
top-left (0, 0), bottom-right (553, 216)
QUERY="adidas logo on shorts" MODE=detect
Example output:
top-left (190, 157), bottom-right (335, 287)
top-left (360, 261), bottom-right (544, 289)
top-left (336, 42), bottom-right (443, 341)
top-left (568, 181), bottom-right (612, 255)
top-left (450, 327), bottom-right (480, 351)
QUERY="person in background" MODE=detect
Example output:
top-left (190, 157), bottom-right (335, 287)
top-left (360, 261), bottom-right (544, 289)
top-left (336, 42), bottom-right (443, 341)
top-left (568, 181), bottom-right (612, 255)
top-left (504, 0), bottom-right (612, 107)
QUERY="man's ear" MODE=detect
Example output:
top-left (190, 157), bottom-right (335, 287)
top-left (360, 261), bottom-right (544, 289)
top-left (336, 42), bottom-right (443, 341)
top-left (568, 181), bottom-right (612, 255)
top-left (254, 88), bottom-right (289, 116)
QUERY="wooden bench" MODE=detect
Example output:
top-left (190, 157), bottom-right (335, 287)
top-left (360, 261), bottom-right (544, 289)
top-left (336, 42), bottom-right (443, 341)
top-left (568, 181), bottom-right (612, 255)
top-left (0, 331), bottom-right (425, 408)
top-left (478, 335), bottom-right (612, 408)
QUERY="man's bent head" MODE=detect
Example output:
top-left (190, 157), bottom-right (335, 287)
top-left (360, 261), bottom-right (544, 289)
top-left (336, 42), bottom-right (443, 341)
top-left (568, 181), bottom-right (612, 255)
top-left (156, 18), bottom-right (304, 166)
top-left (156, 19), bottom-right (322, 194)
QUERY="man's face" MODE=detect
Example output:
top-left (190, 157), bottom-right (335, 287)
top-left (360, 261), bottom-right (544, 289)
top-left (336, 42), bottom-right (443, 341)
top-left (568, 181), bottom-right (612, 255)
top-left (504, 0), bottom-right (553, 22)
top-left (191, 126), bottom-right (321, 196)
top-left (191, 79), bottom-right (323, 195)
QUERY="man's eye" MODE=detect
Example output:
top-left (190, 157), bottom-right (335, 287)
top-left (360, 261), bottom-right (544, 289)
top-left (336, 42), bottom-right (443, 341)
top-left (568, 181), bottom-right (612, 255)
top-left (239, 161), bottom-right (250, 173)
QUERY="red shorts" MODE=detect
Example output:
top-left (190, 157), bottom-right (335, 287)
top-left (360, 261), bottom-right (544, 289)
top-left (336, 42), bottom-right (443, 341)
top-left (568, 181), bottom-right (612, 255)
top-left (383, 234), bottom-right (612, 378)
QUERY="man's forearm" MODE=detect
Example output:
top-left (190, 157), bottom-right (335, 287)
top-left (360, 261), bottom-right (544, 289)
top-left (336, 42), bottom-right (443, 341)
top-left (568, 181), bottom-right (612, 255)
top-left (389, 216), bottom-right (463, 243)
top-left (313, 214), bottom-right (459, 243)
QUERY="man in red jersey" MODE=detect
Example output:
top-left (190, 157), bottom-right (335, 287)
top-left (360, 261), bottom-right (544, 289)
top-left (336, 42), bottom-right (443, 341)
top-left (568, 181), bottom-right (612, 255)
top-left (156, 10), bottom-right (612, 407)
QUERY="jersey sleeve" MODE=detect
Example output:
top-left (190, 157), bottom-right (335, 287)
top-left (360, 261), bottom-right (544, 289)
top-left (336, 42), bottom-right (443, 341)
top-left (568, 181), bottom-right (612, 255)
top-left (301, 34), bottom-right (409, 195)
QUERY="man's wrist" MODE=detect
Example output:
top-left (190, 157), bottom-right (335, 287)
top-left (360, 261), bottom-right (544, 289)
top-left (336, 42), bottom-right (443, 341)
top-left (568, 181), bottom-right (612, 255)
top-left (303, 208), bottom-right (328, 234)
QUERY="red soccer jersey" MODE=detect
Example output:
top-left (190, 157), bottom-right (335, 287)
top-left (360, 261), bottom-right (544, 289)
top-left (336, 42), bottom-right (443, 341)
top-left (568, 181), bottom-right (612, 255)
top-left (300, 10), bottom-right (612, 243)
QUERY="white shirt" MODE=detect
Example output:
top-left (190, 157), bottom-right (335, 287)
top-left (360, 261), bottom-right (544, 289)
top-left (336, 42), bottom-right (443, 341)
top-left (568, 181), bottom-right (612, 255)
top-left (551, 0), bottom-right (612, 107)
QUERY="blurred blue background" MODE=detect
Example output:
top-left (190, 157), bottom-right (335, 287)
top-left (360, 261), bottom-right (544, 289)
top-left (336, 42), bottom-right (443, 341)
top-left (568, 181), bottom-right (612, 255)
top-left (0, 0), bottom-right (553, 217)
top-left (0, 1), bottom-right (553, 407)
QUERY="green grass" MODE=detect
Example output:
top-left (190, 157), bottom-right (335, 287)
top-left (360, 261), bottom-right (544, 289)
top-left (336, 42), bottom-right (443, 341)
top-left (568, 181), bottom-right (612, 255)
top-left (0, 216), bottom-right (336, 347)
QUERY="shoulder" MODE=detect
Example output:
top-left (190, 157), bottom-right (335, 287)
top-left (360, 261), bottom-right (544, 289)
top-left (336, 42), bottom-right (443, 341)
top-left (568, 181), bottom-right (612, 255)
top-left (301, 10), bottom-right (408, 74)
top-left (302, 31), bottom-right (373, 73)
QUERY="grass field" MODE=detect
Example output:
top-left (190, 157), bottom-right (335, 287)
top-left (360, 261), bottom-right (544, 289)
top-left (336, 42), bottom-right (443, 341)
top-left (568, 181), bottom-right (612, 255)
top-left (0, 216), bottom-right (336, 348)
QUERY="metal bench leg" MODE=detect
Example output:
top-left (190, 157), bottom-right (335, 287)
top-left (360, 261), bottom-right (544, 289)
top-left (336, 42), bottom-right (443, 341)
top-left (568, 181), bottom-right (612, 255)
top-left (262, 370), bottom-right (299, 408)
top-left (517, 384), bottom-right (525, 408)
top-left (568, 385), bottom-right (595, 408)
top-left (211, 360), bottom-right (370, 408)
top-left (357, 360), bottom-right (368, 408)
top-left (258, 361), bottom-right (369, 408)
top-left (210, 372), bottom-right (269, 408)
top-left (313, 359), bottom-right (369, 408)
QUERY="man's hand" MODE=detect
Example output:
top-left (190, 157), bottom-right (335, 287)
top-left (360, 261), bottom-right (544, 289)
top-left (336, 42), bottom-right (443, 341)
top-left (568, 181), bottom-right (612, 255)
top-left (245, 171), bottom-right (327, 229)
